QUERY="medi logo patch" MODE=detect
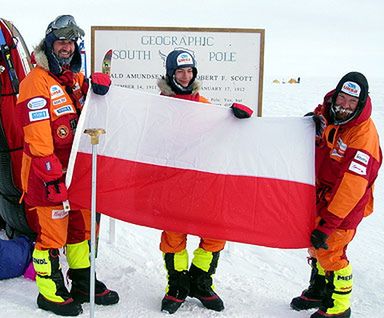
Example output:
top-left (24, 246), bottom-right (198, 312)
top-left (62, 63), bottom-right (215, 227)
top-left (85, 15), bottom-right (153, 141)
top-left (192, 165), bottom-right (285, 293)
top-left (176, 52), bottom-right (193, 66)
top-left (341, 81), bottom-right (361, 98)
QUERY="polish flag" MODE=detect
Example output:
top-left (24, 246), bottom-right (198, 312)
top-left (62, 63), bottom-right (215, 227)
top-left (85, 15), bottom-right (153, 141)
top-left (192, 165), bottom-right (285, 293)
top-left (66, 86), bottom-right (316, 248)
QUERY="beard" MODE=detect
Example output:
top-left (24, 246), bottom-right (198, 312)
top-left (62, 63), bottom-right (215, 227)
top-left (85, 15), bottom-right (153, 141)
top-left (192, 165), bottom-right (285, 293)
top-left (333, 104), bottom-right (354, 120)
top-left (54, 51), bottom-right (74, 66)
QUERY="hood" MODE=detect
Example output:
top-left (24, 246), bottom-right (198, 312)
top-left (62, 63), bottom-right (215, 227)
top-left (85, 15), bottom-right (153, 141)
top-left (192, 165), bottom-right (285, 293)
top-left (157, 77), bottom-right (201, 96)
top-left (321, 89), bottom-right (372, 128)
top-left (33, 38), bottom-right (82, 75)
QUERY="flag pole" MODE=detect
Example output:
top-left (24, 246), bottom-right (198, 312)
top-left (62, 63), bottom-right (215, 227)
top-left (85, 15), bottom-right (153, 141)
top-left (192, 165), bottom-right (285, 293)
top-left (84, 128), bottom-right (106, 318)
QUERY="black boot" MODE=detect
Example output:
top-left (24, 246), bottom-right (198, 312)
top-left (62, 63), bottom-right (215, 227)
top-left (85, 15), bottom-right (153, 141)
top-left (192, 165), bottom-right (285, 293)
top-left (189, 263), bottom-right (224, 312)
top-left (311, 308), bottom-right (351, 318)
top-left (68, 267), bottom-right (119, 305)
top-left (37, 294), bottom-right (83, 317)
top-left (161, 252), bottom-right (190, 314)
top-left (290, 258), bottom-right (326, 311)
top-left (35, 249), bottom-right (82, 316)
top-left (161, 270), bottom-right (190, 314)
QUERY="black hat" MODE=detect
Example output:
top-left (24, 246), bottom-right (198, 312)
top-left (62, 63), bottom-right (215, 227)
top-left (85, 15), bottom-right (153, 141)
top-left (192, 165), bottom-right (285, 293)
top-left (330, 72), bottom-right (369, 125)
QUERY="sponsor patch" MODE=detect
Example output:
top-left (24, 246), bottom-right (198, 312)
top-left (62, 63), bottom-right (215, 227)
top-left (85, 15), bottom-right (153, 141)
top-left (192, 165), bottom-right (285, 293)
top-left (50, 85), bottom-right (65, 98)
top-left (57, 125), bottom-right (70, 139)
top-left (54, 105), bottom-right (74, 116)
top-left (52, 97), bottom-right (67, 106)
top-left (78, 96), bottom-right (85, 106)
top-left (27, 97), bottom-right (47, 110)
top-left (341, 81), bottom-right (361, 98)
top-left (349, 161), bottom-right (367, 175)
top-left (331, 137), bottom-right (347, 158)
top-left (354, 151), bottom-right (370, 165)
top-left (28, 109), bottom-right (50, 122)
top-left (52, 209), bottom-right (69, 220)
top-left (176, 52), bottom-right (193, 66)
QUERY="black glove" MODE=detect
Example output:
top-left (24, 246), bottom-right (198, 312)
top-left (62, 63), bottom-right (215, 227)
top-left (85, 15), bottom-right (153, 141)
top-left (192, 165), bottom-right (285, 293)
top-left (313, 114), bottom-right (327, 138)
top-left (91, 72), bottom-right (111, 95)
top-left (231, 103), bottom-right (253, 119)
top-left (305, 112), bottom-right (327, 138)
top-left (310, 229), bottom-right (329, 250)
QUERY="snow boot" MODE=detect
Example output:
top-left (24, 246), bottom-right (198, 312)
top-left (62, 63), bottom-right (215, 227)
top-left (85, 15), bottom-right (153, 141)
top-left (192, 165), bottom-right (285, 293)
top-left (68, 267), bottom-right (119, 305)
top-left (66, 241), bottom-right (119, 305)
top-left (189, 248), bottom-right (224, 312)
top-left (161, 250), bottom-right (190, 314)
top-left (37, 294), bottom-right (82, 317)
top-left (33, 248), bottom-right (83, 316)
top-left (310, 265), bottom-right (352, 318)
top-left (291, 257), bottom-right (326, 311)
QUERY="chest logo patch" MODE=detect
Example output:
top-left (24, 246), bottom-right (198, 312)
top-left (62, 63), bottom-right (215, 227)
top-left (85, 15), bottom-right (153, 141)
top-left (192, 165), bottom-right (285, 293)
top-left (27, 97), bottom-right (47, 110)
top-left (57, 125), bottom-right (70, 139)
top-left (50, 85), bottom-right (65, 98)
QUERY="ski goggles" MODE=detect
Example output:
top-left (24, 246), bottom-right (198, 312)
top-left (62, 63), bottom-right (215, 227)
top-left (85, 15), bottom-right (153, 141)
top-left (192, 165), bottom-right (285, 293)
top-left (46, 15), bottom-right (85, 40)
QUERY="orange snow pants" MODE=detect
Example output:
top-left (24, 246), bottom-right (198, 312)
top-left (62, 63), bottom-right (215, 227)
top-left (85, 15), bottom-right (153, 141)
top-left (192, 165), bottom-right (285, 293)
top-left (160, 231), bottom-right (226, 253)
top-left (26, 205), bottom-right (92, 250)
top-left (309, 228), bottom-right (356, 271)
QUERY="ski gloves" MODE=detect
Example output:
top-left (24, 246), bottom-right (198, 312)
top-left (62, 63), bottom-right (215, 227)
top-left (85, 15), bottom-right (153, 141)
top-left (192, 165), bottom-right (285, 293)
top-left (91, 72), bottom-right (111, 96)
top-left (310, 229), bottom-right (329, 250)
top-left (231, 103), bottom-right (253, 119)
top-left (305, 112), bottom-right (327, 141)
top-left (32, 154), bottom-right (68, 203)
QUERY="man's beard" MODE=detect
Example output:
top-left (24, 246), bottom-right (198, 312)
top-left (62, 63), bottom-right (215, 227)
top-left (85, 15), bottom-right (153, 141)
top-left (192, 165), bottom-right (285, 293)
top-left (54, 52), bottom-right (74, 66)
top-left (333, 104), bottom-right (354, 120)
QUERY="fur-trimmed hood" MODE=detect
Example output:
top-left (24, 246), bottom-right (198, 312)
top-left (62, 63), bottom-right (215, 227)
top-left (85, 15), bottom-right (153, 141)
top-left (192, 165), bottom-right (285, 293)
top-left (157, 77), bottom-right (201, 96)
top-left (33, 39), bottom-right (50, 71)
top-left (32, 38), bottom-right (82, 75)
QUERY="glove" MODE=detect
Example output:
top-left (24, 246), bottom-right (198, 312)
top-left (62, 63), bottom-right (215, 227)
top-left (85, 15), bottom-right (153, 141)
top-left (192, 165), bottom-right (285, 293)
top-left (31, 154), bottom-right (67, 203)
top-left (310, 229), bottom-right (329, 250)
top-left (32, 154), bottom-right (63, 182)
top-left (312, 114), bottom-right (327, 138)
top-left (304, 112), bottom-right (327, 139)
top-left (231, 103), bottom-right (253, 119)
top-left (45, 179), bottom-right (68, 203)
top-left (91, 72), bottom-right (111, 95)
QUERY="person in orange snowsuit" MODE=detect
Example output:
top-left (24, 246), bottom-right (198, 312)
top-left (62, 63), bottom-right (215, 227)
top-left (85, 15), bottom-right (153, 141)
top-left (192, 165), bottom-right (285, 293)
top-left (157, 49), bottom-right (253, 314)
top-left (291, 72), bottom-right (382, 318)
top-left (17, 15), bottom-right (118, 316)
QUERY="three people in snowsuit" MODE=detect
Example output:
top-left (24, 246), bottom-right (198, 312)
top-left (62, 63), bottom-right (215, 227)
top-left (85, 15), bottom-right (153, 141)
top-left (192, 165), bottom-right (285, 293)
top-left (291, 72), bottom-right (382, 318)
top-left (157, 49), bottom-right (253, 314)
top-left (17, 15), bottom-right (118, 316)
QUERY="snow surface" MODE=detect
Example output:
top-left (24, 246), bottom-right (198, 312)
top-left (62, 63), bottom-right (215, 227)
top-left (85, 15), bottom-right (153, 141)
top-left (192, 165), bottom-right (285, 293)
top-left (1, 77), bottom-right (383, 317)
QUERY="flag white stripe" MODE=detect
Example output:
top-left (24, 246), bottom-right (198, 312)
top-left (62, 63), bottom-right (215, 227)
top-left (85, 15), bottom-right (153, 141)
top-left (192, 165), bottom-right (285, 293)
top-left (67, 86), bottom-right (315, 187)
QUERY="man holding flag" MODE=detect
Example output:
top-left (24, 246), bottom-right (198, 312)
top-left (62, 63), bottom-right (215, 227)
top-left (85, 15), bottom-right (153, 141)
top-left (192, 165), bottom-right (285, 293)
top-left (17, 15), bottom-right (118, 316)
top-left (290, 72), bottom-right (382, 318)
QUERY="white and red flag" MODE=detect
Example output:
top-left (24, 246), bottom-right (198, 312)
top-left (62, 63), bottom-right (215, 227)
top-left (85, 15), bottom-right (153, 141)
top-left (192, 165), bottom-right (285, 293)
top-left (66, 86), bottom-right (316, 248)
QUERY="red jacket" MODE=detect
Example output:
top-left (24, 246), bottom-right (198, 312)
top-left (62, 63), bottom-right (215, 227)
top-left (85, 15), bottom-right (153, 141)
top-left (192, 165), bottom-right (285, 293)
top-left (315, 90), bottom-right (382, 234)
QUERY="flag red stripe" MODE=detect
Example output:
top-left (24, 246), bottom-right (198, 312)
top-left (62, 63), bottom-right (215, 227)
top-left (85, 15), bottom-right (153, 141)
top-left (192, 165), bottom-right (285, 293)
top-left (69, 153), bottom-right (315, 248)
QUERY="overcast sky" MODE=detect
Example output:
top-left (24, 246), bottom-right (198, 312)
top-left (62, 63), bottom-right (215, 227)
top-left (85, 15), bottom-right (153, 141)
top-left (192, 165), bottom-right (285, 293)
top-left (3, 0), bottom-right (383, 79)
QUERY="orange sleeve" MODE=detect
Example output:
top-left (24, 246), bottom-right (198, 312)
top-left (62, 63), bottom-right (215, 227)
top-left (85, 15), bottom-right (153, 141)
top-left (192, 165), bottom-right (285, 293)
top-left (328, 172), bottom-right (368, 218)
top-left (17, 68), bottom-right (54, 157)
